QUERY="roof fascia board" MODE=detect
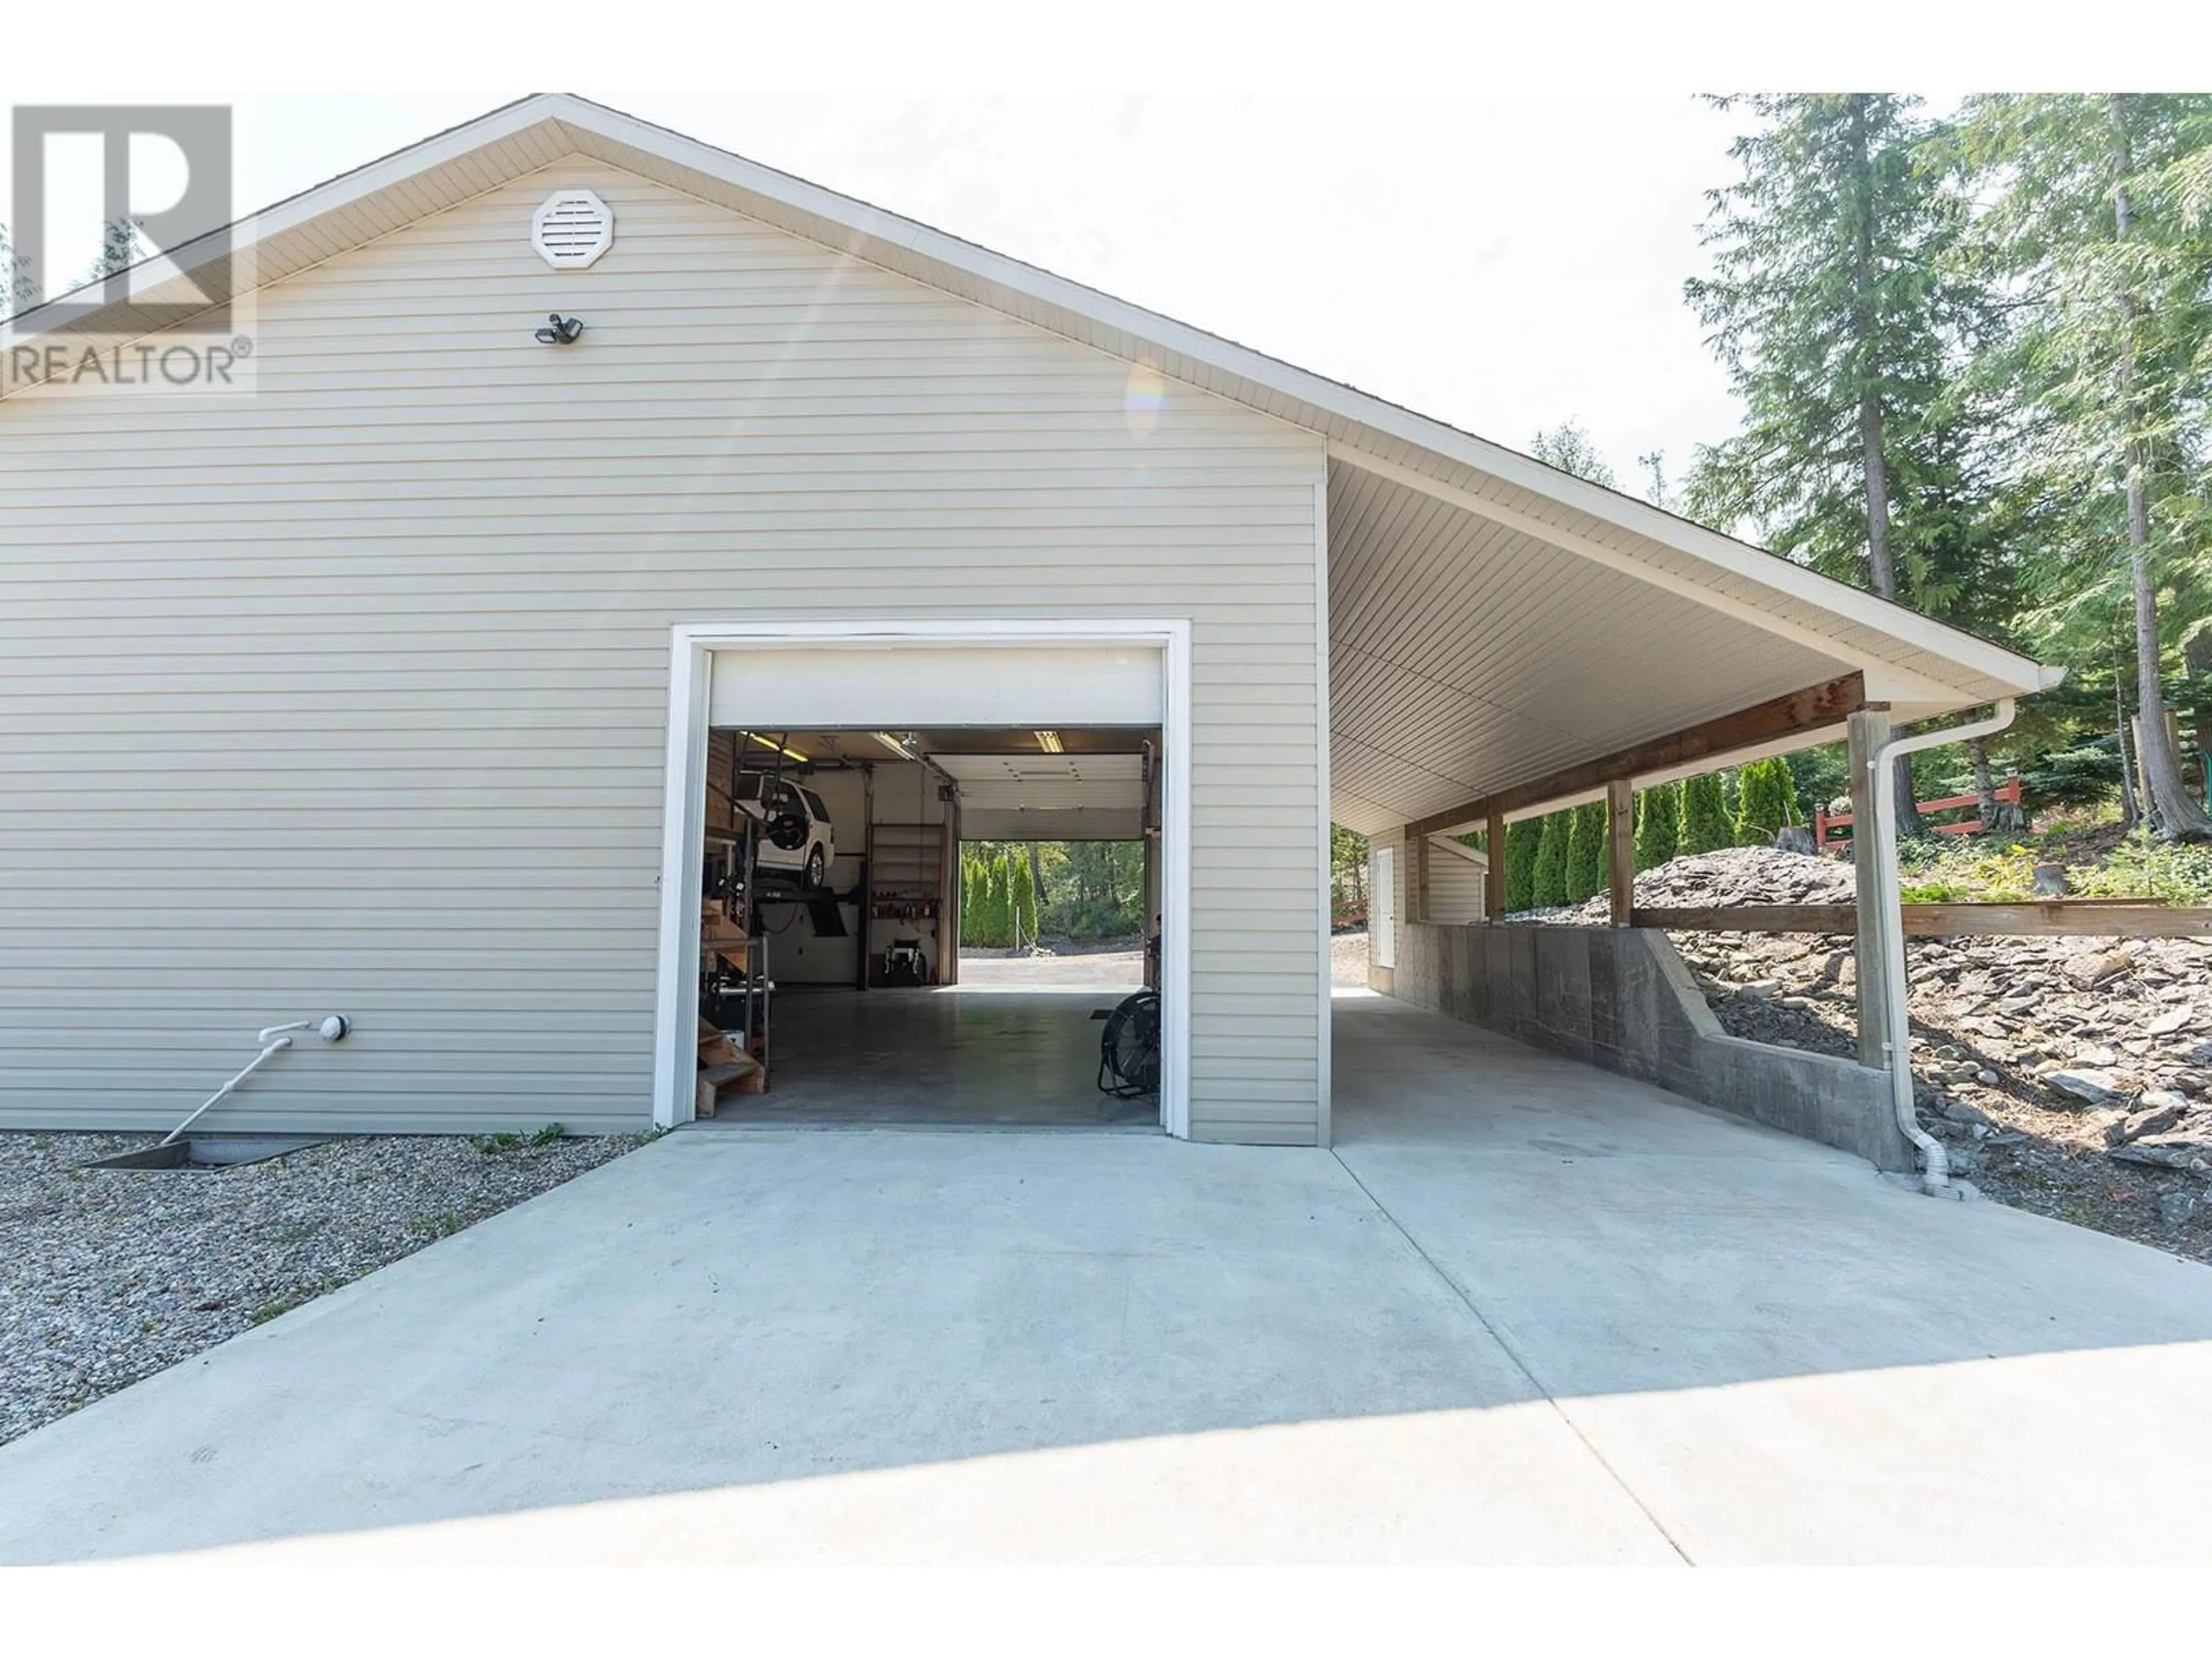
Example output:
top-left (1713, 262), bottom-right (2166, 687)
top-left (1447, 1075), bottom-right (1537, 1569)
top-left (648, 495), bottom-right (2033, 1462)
top-left (0, 98), bottom-right (567, 394)
top-left (241, 100), bottom-right (559, 260)
top-left (5, 99), bottom-right (553, 327)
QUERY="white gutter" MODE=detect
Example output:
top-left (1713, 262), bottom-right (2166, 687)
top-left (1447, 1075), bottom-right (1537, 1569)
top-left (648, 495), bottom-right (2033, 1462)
top-left (158, 1016), bottom-right (350, 1147)
top-left (1866, 702), bottom-right (2017, 1195)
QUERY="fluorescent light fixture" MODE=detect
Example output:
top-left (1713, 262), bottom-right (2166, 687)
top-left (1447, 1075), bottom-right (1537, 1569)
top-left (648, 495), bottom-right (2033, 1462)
top-left (1033, 729), bottom-right (1065, 753)
top-left (741, 731), bottom-right (809, 763)
top-left (873, 731), bottom-right (917, 760)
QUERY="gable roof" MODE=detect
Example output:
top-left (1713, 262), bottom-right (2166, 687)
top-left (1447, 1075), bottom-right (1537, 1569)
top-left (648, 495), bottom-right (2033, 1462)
top-left (2, 93), bottom-right (2056, 775)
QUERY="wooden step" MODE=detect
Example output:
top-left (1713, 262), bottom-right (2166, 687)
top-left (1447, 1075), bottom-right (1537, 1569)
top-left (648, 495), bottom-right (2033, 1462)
top-left (695, 1055), bottom-right (767, 1118)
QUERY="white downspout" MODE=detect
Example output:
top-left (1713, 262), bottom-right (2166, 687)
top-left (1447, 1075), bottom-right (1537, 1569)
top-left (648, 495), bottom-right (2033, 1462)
top-left (1867, 700), bottom-right (2016, 1195)
top-left (158, 1015), bottom-right (351, 1147)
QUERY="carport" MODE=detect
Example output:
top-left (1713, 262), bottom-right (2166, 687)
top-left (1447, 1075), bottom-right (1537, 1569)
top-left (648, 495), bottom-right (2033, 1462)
top-left (1313, 441), bottom-right (2056, 1163)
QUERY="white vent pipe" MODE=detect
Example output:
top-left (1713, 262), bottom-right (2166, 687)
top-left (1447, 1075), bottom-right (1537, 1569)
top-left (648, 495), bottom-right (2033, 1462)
top-left (158, 1016), bottom-right (351, 1147)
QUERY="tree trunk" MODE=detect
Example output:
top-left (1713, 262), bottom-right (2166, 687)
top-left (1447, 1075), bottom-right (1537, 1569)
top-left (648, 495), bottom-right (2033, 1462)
top-left (1844, 97), bottom-right (1924, 840)
top-left (1966, 736), bottom-right (2024, 834)
top-left (2131, 541), bottom-right (2211, 838)
top-left (1859, 399), bottom-right (1897, 603)
top-left (1862, 385), bottom-right (1923, 834)
top-left (2115, 640), bottom-right (2142, 826)
top-left (2109, 95), bottom-right (2212, 842)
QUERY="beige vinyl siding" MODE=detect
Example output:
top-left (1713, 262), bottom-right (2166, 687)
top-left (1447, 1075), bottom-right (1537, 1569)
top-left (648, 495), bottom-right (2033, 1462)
top-left (0, 158), bottom-right (1325, 1144)
top-left (1427, 838), bottom-right (1488, 924)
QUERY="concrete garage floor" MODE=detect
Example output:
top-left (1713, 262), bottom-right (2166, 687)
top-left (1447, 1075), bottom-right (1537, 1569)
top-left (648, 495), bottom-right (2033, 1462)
top-left (717, 985), bottom-right (1156, 1128)
top-left (3, 991), bottom-right (2212, 1565)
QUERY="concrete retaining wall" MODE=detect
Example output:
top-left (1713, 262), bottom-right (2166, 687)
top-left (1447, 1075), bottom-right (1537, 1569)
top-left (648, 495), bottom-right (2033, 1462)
top-left (1389, 923), bottom-right (1912, 1171)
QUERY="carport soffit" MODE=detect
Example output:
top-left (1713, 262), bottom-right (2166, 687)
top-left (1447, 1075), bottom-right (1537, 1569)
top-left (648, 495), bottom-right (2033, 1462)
top-left (1325, 450), bottom-right (2015, 714)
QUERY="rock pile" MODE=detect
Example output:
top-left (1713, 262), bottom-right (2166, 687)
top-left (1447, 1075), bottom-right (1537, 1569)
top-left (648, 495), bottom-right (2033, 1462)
top-left (1517, 846), bottom-right (1856, 921)
top-left (1516, 844), bottom-right (2212, 1255)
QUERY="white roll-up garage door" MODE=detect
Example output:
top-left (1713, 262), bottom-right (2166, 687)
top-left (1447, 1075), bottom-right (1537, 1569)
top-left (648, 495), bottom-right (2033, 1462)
top-left (707, 642), bottom-right (1162, 728)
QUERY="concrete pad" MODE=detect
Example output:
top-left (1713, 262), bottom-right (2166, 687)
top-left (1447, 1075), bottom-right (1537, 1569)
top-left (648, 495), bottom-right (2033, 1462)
top-left (0, 1127), bottom-right (1675, 1565)
top-left (67, 1404), bottom-right (1657, 1567)
top-left (713, 988), bottom-right (1154, 1127)
top-left (1332, 990), bottom-right (2212, 1565)
top-left (9, 990), bottom-right (2211, 1566)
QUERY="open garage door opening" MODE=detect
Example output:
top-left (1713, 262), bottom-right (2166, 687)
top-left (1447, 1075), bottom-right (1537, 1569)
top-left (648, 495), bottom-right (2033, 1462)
top-left (657, 628), bottom-right (1188, 1134)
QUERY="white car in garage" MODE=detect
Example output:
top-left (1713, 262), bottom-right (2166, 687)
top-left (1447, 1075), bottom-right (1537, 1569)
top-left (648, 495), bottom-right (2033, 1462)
top-left (731, 772), bottom-right (835, 889)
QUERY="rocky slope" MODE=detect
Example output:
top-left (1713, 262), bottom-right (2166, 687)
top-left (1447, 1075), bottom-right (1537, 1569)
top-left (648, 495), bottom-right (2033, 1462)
top-left (1522, 847), bottom-right (2212, 1261)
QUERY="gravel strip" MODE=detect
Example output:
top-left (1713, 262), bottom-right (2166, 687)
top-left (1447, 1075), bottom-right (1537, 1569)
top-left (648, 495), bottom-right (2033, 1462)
top-left (0, 1130), bottom-right (649, 1448)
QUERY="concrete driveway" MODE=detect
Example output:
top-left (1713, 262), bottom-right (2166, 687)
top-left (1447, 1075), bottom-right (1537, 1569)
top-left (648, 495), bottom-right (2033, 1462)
top-left (5, 989), bottom-right (2211, 1565)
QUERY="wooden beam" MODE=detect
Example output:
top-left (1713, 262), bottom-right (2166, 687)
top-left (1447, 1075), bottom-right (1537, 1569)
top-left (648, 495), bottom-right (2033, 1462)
top-left (1607, 780), bottom-right (1634, 927)
top-left (1408, 672), bottom-right (1866, 838)
top-left (1632, 901), bottom-right (2212, 940)
top-left (1483, 810), bottom-right (1506, 919)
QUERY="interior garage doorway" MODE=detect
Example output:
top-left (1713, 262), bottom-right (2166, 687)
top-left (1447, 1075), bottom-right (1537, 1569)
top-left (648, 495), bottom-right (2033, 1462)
top-left (651, 624), bottom-right (1191, 1136)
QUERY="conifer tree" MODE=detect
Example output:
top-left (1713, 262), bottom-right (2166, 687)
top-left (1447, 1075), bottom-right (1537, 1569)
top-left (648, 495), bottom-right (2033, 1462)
top-left (1680, 774), bottom-right (1734, 854)
top-left (1634, 782), bottom-right (1681, 870)
top-left (1734, 758), bottom-right (1802, 844)
top-left (1955, 94), bottom-right (2212, 840)
top-left (1566, 802), bottom-right (1608, 903)
top-left (1531, 811), bottom-right (1571, 907)
top-left (1503, 819), bottom-right (1541, 912)
top-left (1686, 94), bottom-right (1999, 836)
top-left (1009, 851), bottom-right (1039, 949)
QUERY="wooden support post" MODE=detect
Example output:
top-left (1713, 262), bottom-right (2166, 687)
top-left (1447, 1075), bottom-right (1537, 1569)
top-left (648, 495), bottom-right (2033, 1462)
top-left (1413, 831), bottom-right (1431, 924)
top-left (1847, 707), bottom-right (1894, 1069)
top-left (1484, 811), bottom-right (1506, 920)
top-left (1607, 780), bottom-right (1635, 927)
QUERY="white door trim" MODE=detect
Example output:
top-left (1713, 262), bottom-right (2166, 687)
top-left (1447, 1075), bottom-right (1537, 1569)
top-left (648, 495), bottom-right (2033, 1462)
top-left (651, 619), bottom-right (1194, 1138)
top-left (1311, 479), bottom-right (1333, 1148)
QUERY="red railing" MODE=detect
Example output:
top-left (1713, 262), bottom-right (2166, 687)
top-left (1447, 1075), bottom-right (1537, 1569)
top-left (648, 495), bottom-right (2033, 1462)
top-left (1815, 775), bottom-right (2021, 852)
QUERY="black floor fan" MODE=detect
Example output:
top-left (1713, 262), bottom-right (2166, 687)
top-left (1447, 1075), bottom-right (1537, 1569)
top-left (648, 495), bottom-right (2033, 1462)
top-left (1097, 927), bottom-right (1163, 1099)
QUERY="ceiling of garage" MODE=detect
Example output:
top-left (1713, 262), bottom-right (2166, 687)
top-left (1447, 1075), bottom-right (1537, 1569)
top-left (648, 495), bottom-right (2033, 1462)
top-left (931, 751), bottom-right (1147, 817)
top-left (718, 726), bottom-right (1157, 836)
top-left (719, 727), bottom-right (1154, 767)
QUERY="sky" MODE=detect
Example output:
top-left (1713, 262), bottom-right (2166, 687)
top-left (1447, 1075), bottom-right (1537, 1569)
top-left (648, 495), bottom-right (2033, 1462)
top-left (21, 0), bottom-right (2203, 497)
top-left (6, 90), bottom-right (1752, 491)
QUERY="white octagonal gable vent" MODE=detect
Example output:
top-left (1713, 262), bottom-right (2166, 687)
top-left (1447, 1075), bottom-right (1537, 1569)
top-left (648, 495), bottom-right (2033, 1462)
top-left (532, 190), bottom-right (615, 270)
